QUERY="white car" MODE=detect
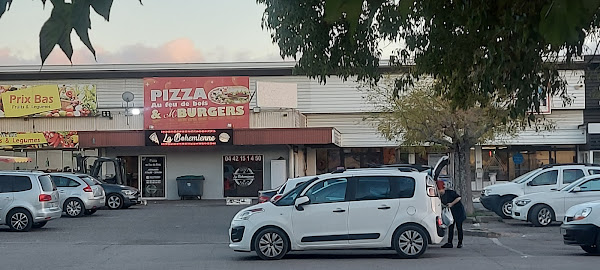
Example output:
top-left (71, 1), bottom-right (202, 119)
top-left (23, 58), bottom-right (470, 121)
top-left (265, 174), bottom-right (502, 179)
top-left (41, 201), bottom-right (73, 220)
top-left (229, 160), bottom-right (448, 260)
top-left (561, 200), bottom-right (600, 254)
top-left (50, 173), bottom-right (106, 217)
top-left (481, 164), bottom-right (600, 219)
top-left (511, 174), bottom-right (600, 226)
top-left (268, 175), bottom-right (319, 203)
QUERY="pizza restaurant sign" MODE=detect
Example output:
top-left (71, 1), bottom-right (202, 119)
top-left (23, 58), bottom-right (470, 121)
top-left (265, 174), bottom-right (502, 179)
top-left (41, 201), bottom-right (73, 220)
top-left (145, 130), bottom-right (233, 146)
top-left (144, 77), bottom-right (250, 130)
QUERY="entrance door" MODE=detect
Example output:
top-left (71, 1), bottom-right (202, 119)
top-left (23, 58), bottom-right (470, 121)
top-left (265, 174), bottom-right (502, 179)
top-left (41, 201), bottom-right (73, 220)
top-left (592, 151), bottom-right (600, 165)
top-left (118, 156), bottom-right (139, 189)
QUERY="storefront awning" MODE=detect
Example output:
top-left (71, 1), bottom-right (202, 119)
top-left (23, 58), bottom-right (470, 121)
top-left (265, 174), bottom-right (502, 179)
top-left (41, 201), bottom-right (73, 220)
top-left (79, 128), bottom-right (341, 148)
top-left (233, 128), bottom-right (341, 146)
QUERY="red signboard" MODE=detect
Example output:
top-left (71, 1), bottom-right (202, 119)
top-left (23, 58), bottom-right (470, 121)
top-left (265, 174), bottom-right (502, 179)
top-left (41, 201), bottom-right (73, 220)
top-left (144, 77), bottom-right (250, 130)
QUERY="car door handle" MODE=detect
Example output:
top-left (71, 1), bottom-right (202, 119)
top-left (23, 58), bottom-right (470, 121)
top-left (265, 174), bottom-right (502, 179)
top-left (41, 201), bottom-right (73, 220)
top-left (333, 208), bottom-right (346, 213)
top-left (378, 206), bottom-right (391, 210)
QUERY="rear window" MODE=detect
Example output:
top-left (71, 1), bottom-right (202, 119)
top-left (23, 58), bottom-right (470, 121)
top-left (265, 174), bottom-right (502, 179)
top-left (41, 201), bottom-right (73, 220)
top-left (38, 175), bottom-right (56, 192)
top-left (79, 176), bottom-right (99, 186)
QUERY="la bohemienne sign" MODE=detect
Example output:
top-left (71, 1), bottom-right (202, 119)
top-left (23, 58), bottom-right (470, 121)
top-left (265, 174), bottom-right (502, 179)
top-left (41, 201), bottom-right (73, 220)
top-left (145, 130), bottom-right (233, 146)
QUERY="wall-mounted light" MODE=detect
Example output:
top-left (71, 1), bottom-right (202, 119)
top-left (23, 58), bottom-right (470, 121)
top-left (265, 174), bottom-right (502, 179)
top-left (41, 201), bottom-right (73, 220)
top-left (227, 123), bottom-right (232, 128)
top-left (130, 108), bottom-right (141, 115)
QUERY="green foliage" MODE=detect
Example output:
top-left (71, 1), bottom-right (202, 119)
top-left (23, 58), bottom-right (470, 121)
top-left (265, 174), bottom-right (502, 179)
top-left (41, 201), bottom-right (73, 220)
top-left (258, 0), bottom-right (600, 118)
top-left (0, 0), bottom-right (143, 65)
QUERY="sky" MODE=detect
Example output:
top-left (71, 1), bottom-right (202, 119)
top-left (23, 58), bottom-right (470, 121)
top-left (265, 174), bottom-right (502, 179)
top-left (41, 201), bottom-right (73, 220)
top-left (0, 0), bottom-right (302, 66)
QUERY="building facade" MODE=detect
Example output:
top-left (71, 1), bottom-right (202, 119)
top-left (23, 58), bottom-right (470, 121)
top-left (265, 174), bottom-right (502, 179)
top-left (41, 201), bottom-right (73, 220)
top-left (0, 61), bottom-right (587, 199)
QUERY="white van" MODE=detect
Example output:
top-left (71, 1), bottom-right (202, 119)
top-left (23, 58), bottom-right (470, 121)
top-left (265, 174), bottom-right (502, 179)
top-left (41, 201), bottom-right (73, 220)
top-left (480, 164), bottom-right (600, 218)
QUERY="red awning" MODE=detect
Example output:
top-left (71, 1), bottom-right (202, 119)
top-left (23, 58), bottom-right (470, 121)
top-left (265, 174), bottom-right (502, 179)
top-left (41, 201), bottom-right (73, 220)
top-left (78, 128), bottom-right (340, 148)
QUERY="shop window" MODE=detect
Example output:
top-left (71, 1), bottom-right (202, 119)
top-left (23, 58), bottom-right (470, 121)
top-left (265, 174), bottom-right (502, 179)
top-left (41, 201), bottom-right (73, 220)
top-left (563, 169), bottom-right (584, 184)
top-left (529, 170), bottom-right (558, 186)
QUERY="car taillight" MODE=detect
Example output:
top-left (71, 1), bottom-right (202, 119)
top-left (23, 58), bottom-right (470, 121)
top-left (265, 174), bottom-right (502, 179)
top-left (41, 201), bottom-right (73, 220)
top-left (39, 194), bottom-right (52, 202)
top-left (258, 196), bottom-right (269, 203)
top-left (427, 186), bottom-right (437, 197)
top-left (270, 194), bottom-right (283, 202)
top-left (436, 216), bottom-right (443, 227)
top-left (83, 185), bottom-right (93, 192)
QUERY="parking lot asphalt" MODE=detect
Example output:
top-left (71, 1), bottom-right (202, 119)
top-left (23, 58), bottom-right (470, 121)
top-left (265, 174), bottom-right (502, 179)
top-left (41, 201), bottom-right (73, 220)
top-left (1, 200), bottom-right (598, 270)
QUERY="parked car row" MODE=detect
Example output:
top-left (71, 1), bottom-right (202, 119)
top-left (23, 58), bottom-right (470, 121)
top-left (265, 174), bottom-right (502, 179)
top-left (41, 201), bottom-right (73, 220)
top-left (0, 170), bottom-right (139, 232)
top-left (477, 163), bottom-right (600, 254)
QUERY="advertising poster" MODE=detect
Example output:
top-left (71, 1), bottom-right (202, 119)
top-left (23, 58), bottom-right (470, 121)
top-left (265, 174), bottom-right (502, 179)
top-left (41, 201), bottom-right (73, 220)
top-left (0, 131), bottom-right (79, 148)
top-left (144, 77), bottom-right (250, 130)
top-left (223, 155), bottom-right (263, 197)
top-left (141, 156), bottom-right (166, 198)
top-left (0, 84), bottom-right (97, 117)
top-left (145, 129), bottom-right (232, 146)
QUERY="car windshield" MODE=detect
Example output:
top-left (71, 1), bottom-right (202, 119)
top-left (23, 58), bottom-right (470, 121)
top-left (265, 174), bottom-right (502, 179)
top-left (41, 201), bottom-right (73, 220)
top-left (559, 176), bottom-right (600, 191)
top-left (559, 180), bottom-right (582, 191)
top-left (274, 177), bottom-right (317, 206)
top-left (511, 169), bottom-right (540, 184)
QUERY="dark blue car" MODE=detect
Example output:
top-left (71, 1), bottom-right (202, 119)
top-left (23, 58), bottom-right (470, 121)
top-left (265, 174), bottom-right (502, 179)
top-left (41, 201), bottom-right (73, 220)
top-left (77, 174), bottom-right (140, 209)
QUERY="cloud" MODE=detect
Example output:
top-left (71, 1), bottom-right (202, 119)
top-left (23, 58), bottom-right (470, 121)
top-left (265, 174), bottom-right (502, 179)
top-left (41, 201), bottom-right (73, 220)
top-left (0, 38), bottom-right (205, 65)
top-left (0, 37), bottom-right (290, 66)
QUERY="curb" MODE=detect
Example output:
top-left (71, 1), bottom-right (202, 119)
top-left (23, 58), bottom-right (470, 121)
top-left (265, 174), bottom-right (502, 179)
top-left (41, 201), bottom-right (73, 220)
top-left (463, 228), bottom-right (501, 238)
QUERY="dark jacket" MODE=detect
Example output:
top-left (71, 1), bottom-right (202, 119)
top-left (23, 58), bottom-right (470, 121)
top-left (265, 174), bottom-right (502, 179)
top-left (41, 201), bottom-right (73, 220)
top-left (441, 190), bottom-right (467, 223)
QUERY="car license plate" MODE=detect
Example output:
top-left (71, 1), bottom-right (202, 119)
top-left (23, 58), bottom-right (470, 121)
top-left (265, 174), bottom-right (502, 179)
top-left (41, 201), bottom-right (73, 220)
top-left (561, 228), bottom-right (567, 235)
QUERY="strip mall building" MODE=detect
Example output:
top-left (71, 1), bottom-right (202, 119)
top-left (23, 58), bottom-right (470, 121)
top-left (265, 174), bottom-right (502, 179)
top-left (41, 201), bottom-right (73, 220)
top-left (0, 61), bottom-right (592, 199)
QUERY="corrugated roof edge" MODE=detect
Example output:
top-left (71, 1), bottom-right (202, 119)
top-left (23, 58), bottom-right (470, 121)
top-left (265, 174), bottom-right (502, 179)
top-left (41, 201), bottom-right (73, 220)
top-left (0, 60), bottom-right (392, 74)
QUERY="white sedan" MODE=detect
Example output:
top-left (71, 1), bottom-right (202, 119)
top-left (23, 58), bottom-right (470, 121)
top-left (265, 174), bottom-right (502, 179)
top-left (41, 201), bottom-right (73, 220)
top-left (561, 200), bottom-right (600, 254)
top-left (511, 174), bottom-right (600, 226)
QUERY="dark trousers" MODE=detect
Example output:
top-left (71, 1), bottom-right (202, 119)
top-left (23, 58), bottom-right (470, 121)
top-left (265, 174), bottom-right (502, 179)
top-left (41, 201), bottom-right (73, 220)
top-left (447, 220), bottom-right (463, 244)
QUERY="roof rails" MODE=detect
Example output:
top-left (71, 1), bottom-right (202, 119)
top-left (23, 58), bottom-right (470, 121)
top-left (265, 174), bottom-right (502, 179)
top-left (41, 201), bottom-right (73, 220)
top-left (541, 163), bottom-right (600, 169)
top-left (331, 167), bottom-right (421, 174)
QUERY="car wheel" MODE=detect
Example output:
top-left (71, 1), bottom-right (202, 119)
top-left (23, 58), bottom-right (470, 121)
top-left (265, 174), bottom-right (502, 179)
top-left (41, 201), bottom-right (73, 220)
top-left (7, 209), bottom-right (33, 232)
top-left (496, 197), bottom-right (514, 219)
top-left (253, 228), bottom-right (289, 260)
top-left (106, 194), bottom-right (123, 210)
top-left (32, 221), bottom-right (48, 229)
top-left (581, 245), bottom-right (600, 254)
top-left (84, 209), bottom-right (97, 215)
top-left (530, 204), bottom-right (554, 227)
top-left (64, 198), bottom-right (85, 218)
top-left (392, 225), bottom-right (428, 259)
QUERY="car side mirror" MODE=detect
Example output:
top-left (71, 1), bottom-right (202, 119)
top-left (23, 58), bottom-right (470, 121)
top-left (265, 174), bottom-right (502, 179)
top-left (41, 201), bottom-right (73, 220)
top-left (526, 181), bottom-right (533, 186)
top-left (294, 196), bottom-right (310, 211)
top-left (572, 187), bottom-right (582, 193)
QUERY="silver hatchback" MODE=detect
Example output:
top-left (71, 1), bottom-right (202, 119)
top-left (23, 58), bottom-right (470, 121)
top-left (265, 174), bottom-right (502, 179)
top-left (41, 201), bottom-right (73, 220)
top-left (0, 171), bottom-right (62, 232)
top-left (50, 173), bottom-right (105, 218)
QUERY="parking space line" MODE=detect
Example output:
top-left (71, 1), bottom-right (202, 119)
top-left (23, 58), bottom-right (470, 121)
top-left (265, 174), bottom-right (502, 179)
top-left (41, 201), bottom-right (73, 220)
top-left (490, 238), bottom-right (530, 258)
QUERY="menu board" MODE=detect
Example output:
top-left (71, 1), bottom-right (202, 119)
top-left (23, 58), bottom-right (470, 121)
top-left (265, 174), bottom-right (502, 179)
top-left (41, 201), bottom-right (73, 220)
top-left (223, 155), bottom-right (263, 197)
top-left (141, 156), bottom-right (166, 198)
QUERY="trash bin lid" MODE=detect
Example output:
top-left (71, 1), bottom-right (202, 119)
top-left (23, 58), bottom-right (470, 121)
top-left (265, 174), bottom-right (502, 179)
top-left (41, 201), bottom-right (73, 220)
top-left (176, 175), bottom-right (205, 180)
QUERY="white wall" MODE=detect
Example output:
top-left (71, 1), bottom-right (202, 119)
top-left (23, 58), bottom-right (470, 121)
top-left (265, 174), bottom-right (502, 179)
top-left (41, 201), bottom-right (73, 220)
top-left (492, 110), bottom-right (585, 145)
top-left (306, 114), bottom-right (398, 147)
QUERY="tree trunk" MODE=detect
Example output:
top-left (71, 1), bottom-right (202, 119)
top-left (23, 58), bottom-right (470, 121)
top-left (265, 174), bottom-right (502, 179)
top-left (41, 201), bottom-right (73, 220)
top-left (452, 144), bottom-right (474, 215)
